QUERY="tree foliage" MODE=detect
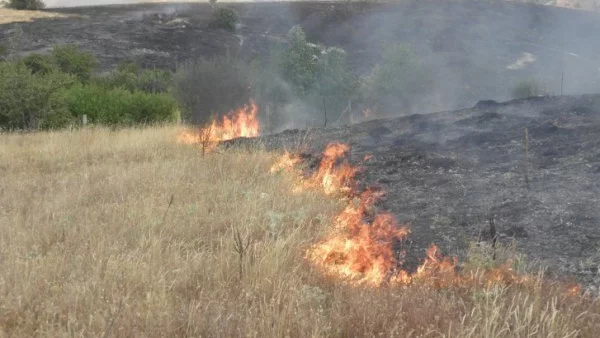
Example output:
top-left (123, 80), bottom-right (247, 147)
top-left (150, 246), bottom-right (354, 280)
top-left (362, 44), bottom-right (433, 114)
top-left (0, 61), bottom-right (74, 129)
top-left (3, 0), bottom-right (45, 10)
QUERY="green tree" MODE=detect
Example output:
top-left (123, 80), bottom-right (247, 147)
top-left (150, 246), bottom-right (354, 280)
top-left (512, 79), bottom-right (543, 99)
top-left (3, 0), bottom-right (45, 10)
top-left (0, 61), bottom-right (74, 129)
top-left (363, 44), bottom-right (432, 114)
top-left (52, 45), bottom-right (98, 83)
top-left (313, 47), bottom-right (358, 123)
top-left (279, 26), bottom-right (318, 97)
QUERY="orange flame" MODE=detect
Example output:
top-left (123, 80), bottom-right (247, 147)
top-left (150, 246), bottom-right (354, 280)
top-left (272, 142), bottom-right (580, 291)
top-left (307, 188), bottom-right (410, 285)
top-left (177, 100), bottom-right (260, 150)
top-left (311, 143), bottom-right (358, 195)
top-left (270, 151), bottom-right (301, 174)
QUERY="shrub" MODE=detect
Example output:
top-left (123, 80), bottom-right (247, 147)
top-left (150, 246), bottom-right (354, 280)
top-left (3, 0), bottom-right (45, 10)
top-left (94, 62), bottom-right (172, 94)
top-left (0, 61), bottom-right (74, 129)
top-left (52, 45), bottom-right (97, 82)
top-left (362, 44), bottom-right (432, 114)
top-left (173, 55), bottom-right (252, 123)
top-left (65, 84), bottom-right (179, 125)
top-left (22, 53), bottom-right (56, 75)
top-left (210, 7), bottom-right (238, 32)
top-left (512, 79), bottom-right (543, 99)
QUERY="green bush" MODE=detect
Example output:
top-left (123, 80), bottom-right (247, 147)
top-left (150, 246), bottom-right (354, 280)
top-left (362, 44), bottom-right (432, 114)
top-left (0, 61), bottom-right (74, 129)
top-left (210, 7), bottom-right (238, 32)
top-left (94, 62), bottom-right (172, 94)
top-left (512, 79), bottom-right (543, 99)
top-left (173, 55), bottom-right (252, 123)
top-left (52, 45), bottom-right (97, 82)
top-left (65, 84), bottom-right (179, 125)
top-left (22, 53), bottom-right (56, 75)
top-left (3, 0), bottom-right (45, 10)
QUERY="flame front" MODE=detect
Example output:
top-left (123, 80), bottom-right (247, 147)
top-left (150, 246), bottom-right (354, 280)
top-left (177, 100), bottom-right (260, 150)
top-left (273, 142), bottom-right (568, 290)
top-left (307, 189), bottom-right (410, 285)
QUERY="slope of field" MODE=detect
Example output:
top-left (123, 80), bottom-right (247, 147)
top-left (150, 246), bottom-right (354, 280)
top-left (2, 1), bottom-right (600, 110)
top-left (1, 126), bottom-right (599, 336)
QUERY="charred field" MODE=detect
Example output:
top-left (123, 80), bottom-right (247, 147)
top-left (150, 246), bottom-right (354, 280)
top-left (228, 94), bottom-right (600, 291)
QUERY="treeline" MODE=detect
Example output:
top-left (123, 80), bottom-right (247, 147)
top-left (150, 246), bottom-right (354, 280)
top-left (0, 45), bottom-right (179, 130)
top-left (175, 25), bottom-right (432, 129)
top-left (0, 24), bottom-right (433, 131)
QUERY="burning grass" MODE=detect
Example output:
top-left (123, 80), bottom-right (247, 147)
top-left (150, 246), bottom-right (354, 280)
top-left (0, 126), bottom-right (599, 337)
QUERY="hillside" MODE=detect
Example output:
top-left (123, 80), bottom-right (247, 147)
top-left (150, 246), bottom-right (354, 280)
top-left (2, 1), bottom-right (600, 112)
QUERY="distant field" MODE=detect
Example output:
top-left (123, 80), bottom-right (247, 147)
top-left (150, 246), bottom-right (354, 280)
top-left (0, 126), bottom-right (599, 337)
top-left (0, 8), bottom-right (72, 24)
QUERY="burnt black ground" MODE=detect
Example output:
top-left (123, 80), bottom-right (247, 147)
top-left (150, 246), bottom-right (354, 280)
top-left (2, 1), bottom-right (600, 110)
top-left (227, 94), bottom-right (600, 290)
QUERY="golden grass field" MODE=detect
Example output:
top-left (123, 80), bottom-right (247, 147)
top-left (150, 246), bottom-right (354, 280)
top-left (1, 125), bottom-right (599, 337)
top-left (0, 8), bottom-right (74, 25)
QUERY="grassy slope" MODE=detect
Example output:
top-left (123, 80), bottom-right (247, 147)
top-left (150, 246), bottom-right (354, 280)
top-left (0, 126), bottom-right (599, 337)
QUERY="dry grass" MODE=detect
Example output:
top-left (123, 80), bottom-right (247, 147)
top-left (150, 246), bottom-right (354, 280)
top-left (0, 8), bottom-right (75, 25)
top-left (0, 125), bottom-right (599, 337)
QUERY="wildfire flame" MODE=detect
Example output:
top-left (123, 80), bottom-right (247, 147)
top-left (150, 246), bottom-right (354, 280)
top-left (312, 143), bottom-right (358, 195)
top-left (270, 151), bottom-right (301, 174)
top-left (272, 142), bottom-right (582, 293)
top-left (177, 100), bottom-right (260, 150)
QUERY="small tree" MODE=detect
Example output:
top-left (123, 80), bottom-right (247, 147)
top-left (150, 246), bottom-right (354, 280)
top-left (363, 44), bottom-right (432, 115)
top-left (279, 26), bottom-right (318, 97)
top-left (314, 47), bottom-right (358, 124)
top-left (209, 7), bottom-right (238, 32)
top-left (3, 0), bottom-right (45, 10)
top-left (512, 79), bottom-right (543, 99)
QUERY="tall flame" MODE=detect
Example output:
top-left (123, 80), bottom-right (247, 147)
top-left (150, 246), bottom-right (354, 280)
top-left (177, 100), bottom-right (260, 150)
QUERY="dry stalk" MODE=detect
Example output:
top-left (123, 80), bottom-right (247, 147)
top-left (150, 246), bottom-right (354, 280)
top-left (232, 225), bottom-right (251, 280)
top-left (102, 299), bottom-right (124, 338)
top-left (200, 123), bottom-right (213, 157)
top-left (524, 127), bottom-right (530, 189)
top-left (489, 215), bottom-right (497, 261)
top-left (160, 194), bottom-right (174, 226)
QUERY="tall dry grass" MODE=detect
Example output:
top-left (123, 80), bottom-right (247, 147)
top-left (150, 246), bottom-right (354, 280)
top-left (0, 125), bottom-right (599, 337)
